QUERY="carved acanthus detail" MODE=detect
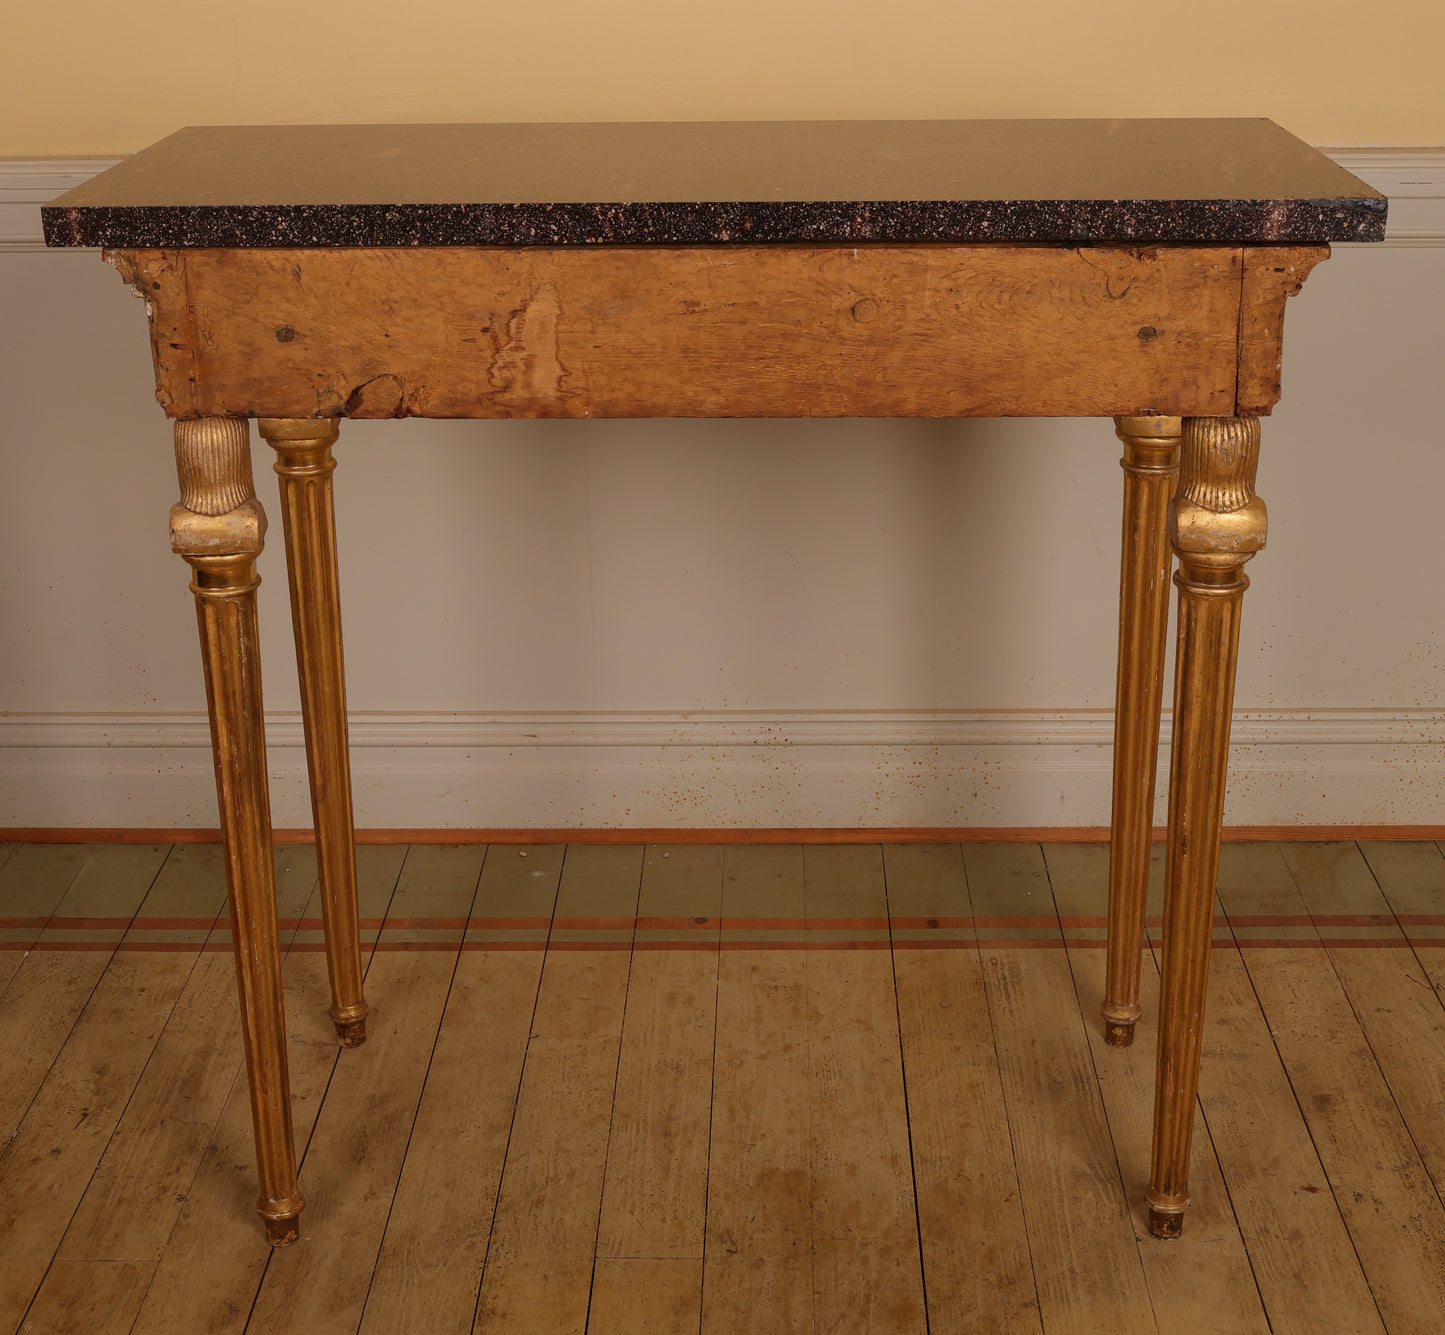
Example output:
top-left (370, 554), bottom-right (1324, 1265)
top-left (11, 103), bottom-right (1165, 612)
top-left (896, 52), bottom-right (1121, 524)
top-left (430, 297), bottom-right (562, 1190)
top-left (1170, 416), bottom-right (1267, 565)
top-left (1178, 415), bottom-right (1259, 513)
top-left (170, 417), bottom-right (266, 558)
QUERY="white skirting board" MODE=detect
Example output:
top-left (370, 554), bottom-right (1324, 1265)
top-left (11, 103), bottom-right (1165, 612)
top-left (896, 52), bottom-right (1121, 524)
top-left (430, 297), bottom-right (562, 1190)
top-left (2, 709), bottom-right (1443, 829)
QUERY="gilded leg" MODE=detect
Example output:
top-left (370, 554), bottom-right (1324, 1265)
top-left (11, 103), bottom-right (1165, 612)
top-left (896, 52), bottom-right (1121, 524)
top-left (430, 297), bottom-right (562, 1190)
top-left (172, 417), bottom-right (303, 1245)
top-left (1104, 417), bottom-right (1180, 1046)
top-left (1147, 415), bottom-right (1266, 1238)
top-left (257, 418), bottom-right (366, 1047)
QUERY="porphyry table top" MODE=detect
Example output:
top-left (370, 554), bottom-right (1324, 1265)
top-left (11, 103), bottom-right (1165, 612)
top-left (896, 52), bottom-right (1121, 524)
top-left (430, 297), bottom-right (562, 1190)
top-left (42, 119), bottom-right (1386, 249)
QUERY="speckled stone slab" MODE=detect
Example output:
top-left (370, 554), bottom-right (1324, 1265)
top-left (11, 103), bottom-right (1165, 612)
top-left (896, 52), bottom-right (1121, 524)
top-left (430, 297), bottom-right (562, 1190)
top-left (43, 119), bottom-right (1386, 248)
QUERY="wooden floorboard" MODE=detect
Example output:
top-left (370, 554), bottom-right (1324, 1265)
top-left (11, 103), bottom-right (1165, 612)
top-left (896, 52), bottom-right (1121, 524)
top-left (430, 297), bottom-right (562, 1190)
top-left (248, 844), bottom-right (486, 1335)
top-left (0, 843), bottom-right (96, 995)
top-left (1042, 843), bottom-right (1271, 1335)
top-left (1218, 844), bottom-right (1445, 1335)
top-left (1281, 843), bottom-right (1445, 1206)
top-left (54, 847), bottom-right (320, 1269)
top-left (13, 1258), bottom-right (153, 1335)
top-left (2, 839), bottom-right (1444, 1335)
top-left (1360, 839), bottom-right (1445, 1008)
top-left (128, 843), bottom-right (408, 1335)
top-left (588, 845), bottom-right (724, 1335)
top-left (803, 844), bottom-right (927, 1335)
top-left (965, 842), bottom-right (1158, 1335)
top-left (0, 845), bottom-right (167, 1147)
top-left (701, 845), bottom-right (814, 1335)
top-left (358, 843), bottom-right (562, 1335)
top-left (470, 845), bottom-right (641, 1335)
top-left (888, 842), bottom-right (1043, 1334)
top-left (0, 844), bottom-right (227, 1332)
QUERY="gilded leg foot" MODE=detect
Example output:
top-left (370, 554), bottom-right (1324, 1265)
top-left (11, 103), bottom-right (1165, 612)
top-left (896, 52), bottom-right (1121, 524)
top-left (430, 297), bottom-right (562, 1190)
top-left (1146, 1199), bottom-right (1186, 1240)
top-left (262, 1197), bottom-right (304, 1248)
top-left (332, 1007), bottom-right (367, 1047)
top-left (1103, 1002), bottom-right (1142, 1047)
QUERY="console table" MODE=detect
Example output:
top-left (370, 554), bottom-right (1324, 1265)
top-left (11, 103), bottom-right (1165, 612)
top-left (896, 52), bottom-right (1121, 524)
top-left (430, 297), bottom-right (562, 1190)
top-left (42, 119), bottom-right (1386, 1247)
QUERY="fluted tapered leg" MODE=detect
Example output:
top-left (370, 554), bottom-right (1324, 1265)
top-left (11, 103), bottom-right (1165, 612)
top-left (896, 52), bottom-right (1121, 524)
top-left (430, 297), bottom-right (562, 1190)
top-left (1104, 416), bottom-right (1180, 1046)
top-left (1147, 415), bottom-right (1266, 1239)
top-left (171, 417), bottom-right (302, 1246)
top-left (257, 417), bottom-right (366, 1046)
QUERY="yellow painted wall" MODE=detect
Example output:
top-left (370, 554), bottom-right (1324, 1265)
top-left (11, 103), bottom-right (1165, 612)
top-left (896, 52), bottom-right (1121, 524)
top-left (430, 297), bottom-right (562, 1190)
top-left (4, 0), bottom-right (1441, 155)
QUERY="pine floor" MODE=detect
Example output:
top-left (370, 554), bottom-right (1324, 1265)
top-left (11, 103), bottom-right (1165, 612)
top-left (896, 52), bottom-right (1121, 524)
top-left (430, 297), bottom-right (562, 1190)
top-left (2, 838), bottom-right (1445, 1334)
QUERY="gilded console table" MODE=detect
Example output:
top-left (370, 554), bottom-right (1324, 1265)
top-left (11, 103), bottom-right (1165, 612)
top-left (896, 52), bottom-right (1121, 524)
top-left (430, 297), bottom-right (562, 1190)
top-left (42, 120), bottom-right (1386, 1245)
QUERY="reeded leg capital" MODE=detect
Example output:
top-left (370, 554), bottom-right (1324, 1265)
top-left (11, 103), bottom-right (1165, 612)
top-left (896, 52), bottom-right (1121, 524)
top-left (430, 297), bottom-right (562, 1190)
top-left (258, 414), bottom-right (340, 455)
top-left (1148, 414), bottom-right (1265, 1240)
top-left (1115, 414), bottom-right (1181, 467)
